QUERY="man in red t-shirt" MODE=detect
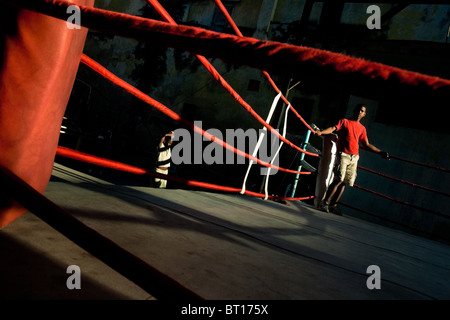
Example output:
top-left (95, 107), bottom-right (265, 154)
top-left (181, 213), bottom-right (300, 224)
top-left (316, 104), bottom-right (389, 214)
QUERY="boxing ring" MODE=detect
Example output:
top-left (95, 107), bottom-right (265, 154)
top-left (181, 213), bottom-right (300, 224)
top-left (1, 0), bottom-right (449, 300)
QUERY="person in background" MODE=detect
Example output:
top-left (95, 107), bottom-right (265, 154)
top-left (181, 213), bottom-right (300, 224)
top-left (316, 104), bottom-right (389, 214)
top-left (154, 131), bottom-right (174, 188)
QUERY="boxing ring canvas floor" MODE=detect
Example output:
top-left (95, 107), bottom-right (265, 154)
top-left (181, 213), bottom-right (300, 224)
top-left (1, 162), bottom-right (450, 300)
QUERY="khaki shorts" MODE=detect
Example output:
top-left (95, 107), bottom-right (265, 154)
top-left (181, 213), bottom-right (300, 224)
top-left (335, 152), bottom-right (359, 186)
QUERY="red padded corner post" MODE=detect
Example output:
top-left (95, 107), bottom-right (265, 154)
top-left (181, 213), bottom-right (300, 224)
top-left (0, 0), bottom-right (94, 227)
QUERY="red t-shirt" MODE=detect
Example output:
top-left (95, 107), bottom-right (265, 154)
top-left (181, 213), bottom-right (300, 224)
top-left (335, 119), bottom-right (367, 155)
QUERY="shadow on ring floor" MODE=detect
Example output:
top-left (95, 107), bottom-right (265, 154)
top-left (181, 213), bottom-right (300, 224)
top-left (2, 162), bottom-right (450, 300)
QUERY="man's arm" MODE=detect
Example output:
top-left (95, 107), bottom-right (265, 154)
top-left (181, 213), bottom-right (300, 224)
top-left (316, 126), bottom-right (336, 136)
top-left (159, 131), bottom-right (174, 148)
top-left (361, 139), bottom-right (390, 159)
top-left (158, 136), bottom-right (166, 148)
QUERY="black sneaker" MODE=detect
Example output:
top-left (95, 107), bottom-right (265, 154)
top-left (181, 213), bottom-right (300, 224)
top-left (319, 201), bottom-right (330, 213)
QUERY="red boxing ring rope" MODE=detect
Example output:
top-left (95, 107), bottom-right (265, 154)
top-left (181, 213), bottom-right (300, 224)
top-left (389, 154), bottom-right (450, 173)
top-left (358, 165), bottom-right (450, 198)
top-left (56, 146), bottom-right (314, 202)
top-left (144, 0), bottom-right (317, 157)
top-left (211, 0), bottom-right (315, 133)
top-left (354, 184), bottom-right (448, 219)
top-left (6, 0), bottom-right (450, 99)
top-left (80, 54), bottom-right (311, 176)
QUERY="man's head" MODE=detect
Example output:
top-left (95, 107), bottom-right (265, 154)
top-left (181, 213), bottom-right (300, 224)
top-left (352, 104), bottom-right (367, 121)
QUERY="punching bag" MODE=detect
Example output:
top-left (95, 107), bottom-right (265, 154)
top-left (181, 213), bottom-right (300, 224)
top-left (0, 0), bottom-right (94, 227)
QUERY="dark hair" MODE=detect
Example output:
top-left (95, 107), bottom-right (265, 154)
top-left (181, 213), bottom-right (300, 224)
top-left (353, 104), bottom-right (366, 114)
